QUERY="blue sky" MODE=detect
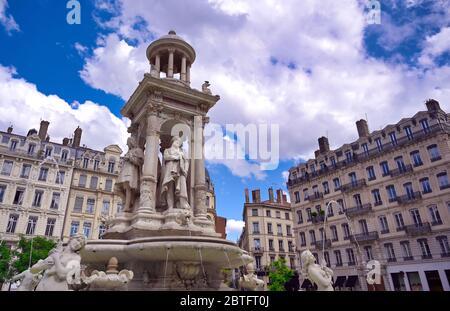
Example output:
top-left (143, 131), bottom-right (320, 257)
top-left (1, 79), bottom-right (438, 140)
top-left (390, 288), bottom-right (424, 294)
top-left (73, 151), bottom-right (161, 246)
top-left (0, 0), bottom-right (449, 241)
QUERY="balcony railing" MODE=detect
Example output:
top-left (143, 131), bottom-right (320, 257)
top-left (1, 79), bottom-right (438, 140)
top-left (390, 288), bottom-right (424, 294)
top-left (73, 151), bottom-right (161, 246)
top-left (341, 179), bottom-right (367, 193)
top-left (310, 192), bottom-right (324, 202)
top-left (405, 223), bottom-right (431, 236)
top-left (350, 231), bottom-right (379, 244)
top-left (251, 247), bottom-right (264, 254)
top-left (287, 123), bottom-right (450, 189)
top-left (396, 192), bottom-right (422, 205)
top-left (390, 164), bottom-right (413, 177)
top-left (345, 203), bottom-right (372, 217)
top-left (312, 239), bottom-right (332, 249)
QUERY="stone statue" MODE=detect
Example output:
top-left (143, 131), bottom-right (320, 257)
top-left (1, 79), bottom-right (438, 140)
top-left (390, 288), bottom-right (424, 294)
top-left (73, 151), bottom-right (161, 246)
top-left (30, 234), bottom-right (86, 291)
top-left (160, 136), bottom-right (190, 211)
top-left (10, 268), bottom-right (42, 291)
top-left (115, 136), bottom-right (144, 212)
top-left (239, 263), bottom-right (265, 291)
top-left (82, 257), bottom-right (134, 290)
top-left (300, 250), bottom-right (334, 291)
top-left (202, 81), bottom-right (212, 95)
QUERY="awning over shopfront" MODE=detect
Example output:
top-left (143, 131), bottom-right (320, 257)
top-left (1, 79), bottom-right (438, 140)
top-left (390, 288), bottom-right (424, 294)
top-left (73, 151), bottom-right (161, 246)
top-left (345, 275), bottom-right (358, 288)
top-left (333, 276), bottom-right (347, 288)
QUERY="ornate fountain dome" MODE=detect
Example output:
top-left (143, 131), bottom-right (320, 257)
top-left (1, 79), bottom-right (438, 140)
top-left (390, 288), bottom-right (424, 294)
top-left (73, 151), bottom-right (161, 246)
top-left (146, 30), bottom-right (196, 86)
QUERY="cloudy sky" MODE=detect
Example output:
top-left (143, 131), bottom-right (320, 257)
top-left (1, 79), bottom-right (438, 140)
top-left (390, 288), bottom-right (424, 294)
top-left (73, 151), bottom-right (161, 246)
top-left (0, 0), bottom-right (449, 241)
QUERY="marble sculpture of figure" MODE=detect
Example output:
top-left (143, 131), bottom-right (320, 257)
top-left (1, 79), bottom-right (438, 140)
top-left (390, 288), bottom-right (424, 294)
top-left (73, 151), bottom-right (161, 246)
top-left (115, 136), bottom-right (144, 212)
top-left (300, 250), bottom-right (334, 291)
top-left (30, 234), bottom-right (86, 291)
top-left (10, 268), bottom-right (42, 291)
top-left (239, 262), bottom-right (265, 291)
top-left (160, 136), bottom-right (190, 211)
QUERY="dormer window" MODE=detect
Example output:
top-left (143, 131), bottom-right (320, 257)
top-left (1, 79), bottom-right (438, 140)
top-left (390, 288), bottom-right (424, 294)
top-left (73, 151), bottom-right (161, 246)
top-left (83, 158), bottom-right (89, 169)
top-left (108, 161), bottom-right (115, 173)
top-left (61, 150), bottom-right (68, 162)
top-left (44, 146), bottom-right (52, 157)
top-left (28, 143), bottom-right (36, 155)
top-left (10, 140), bottom-right (18, 151)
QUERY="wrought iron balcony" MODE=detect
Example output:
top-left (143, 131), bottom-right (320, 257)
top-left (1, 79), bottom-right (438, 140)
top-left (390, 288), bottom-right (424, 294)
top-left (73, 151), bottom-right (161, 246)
top-left (311, 215), bottom-right (325, 224)
top-left (341, 179), bottom-right (367, 193)
top-left (345, 203), bottom-right (372, 217)
top-left (390, 164), bottom-right (413, 177)
top-left (350, 231), bottom-right (379, 244)
top-left (396, 192), bottom-right (422, 204)
top-left (405, 223), bottom-right (431, 236)
top-left (251, 247), bottom-right (264, 254)
top-left (312, 239), bottom-right (332, 249)
top-left (310, 192), bottom-right (324, 202)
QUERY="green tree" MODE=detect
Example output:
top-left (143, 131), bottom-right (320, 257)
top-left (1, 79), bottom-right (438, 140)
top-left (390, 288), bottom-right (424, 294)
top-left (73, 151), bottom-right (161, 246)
top-left (268, 258), bottom-right (293, 291)
top-left (13, 236), bottom-right (56, 273)
top-left (0, 243), bottom-right (14, 283)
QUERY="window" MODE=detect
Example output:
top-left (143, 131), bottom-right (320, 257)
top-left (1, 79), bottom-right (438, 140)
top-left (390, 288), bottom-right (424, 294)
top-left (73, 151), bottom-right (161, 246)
top-left (294, 191), bottom-right (300, 203)
top-left (342, 224), bottom-right (351, 239)
top-left (253, 238), bottom-right (261, 250)
top-left (50, 192), bottom-right (60, 209)
top-left (386, 185), bottom-right (397, 201)
top-left (90, 176), bottom-right (98, 189)
top-left (334, 250), bottom-right (343, 266)
top-left (13, 187), bottom-right (25, 205)
top-left (320, 161), bottom-right (326, 170)
top-left (44, 147), bottom-right (52, 157)
top-left (437, 172), bottom-right (449, 190)
top-left (366, 166), bottom-right (376, 181)
top-left (0, 184), bottom-right (6, 203)
top-left (428, 205), bottom-right (442, 225)
top-left (55, 171), bottom-right (65, 184)
top-left (251, 208), bottom-right (258, 216)
top-left (83, 158), bottom-right (89, 169)
top-left (327, 203), bottom-right (334, 217)
top-left (306, 208), bottom-right (312, 221)
top-left (1, 135), bottom-right (9, 144)
top-left (255, 256), bottom-right (261, 269)
top-left (276, 211), bottom-right (281, 218)
top-left (427, 144), bottom-right (441, 161)
top-left (268, 239), bottom-right (274, 251)
top-left (404, 182), bottom-right (415, 199)
top-left (380, 161), bottom-right (390, 176)
top-left (296, 232), bottom-right (305, 247)
top-left (404, 126), bottom-right (414, 140)
top-left (108, 161), bottom-right (115, 173)
top-left (290, 257), bottom-right (296, 269)
top-left (28, 143), bottom-right (35, 155)
top-left (102, 200), bottom-right (110, 215)
top-left (270, 256), bottom-right (275, 264)
top-left (333, 178), bottom-right (341, 190)
top-left (330, 156), bottom-right (336, 167)
top-left (70, 221), bottom-right (80, 236)
top-left (330, 225), bottom-right (338, 241)
top-left (278, 240), bottom-right (284, 251)
top-left (267, 223), bottom-right (273, 234)
top-left (117, 201), bottom-right (123, 213)
top-left (61, 150), bottom-right (68, 162)
top-left (26, 216), bottom-right (38, 235)
top-left (10, 140), bottom-right (18, 151)
top-left (1, 160), bottom-right (13, 176)
top-left (345, 150), bottom-right (353, 163)
top-left (74, 196), bottom-right (84, 212)
top-left (410, 151), bottom-right (423, 167)
top-left (410, 208), bottom-right (422, 226)
top-left (32, 190), bottom-right (44, 207)
top-left (285, 213), bottom-right (290, 220)
top-left (277, 224), bottom-right (283, 235)
top-left (420, 178), bottom-right (432, 194)
top-left (105, 179), bottom-right (113, 192)
top-left (286, 225), bottom-right (292, 236)
top-left (303, 188), bottom-right (309, 200)
top-left (353, 194), bottom-right (362, 207)
top-left (45, 218), bottom-right (56, 237)
top-left (362, 143), bottom-right (369, 156)
top-left (436, 236), bottom-right (450, 256)
top-left (83, 222), bottom-right (92, 238)
top-left (364, 246), bottom-right (373, 261)
top-left (310, 164), bottom-right (315, 173)
top-left (372, 189), bottom-right (382, 206)
top-left (379, 215), bottom-right (389, 233)
top-left (359, 219), bottom-right (369, 234)
top-left (86, 198), bottom-right (95, 214)
top-left (375, 137), bottom-right (383, 152)
top-left (394, 212), bottom-right (405, 230)
top-left (389, 132), bottom-right (397, 146)
top-left (400, 241), bottom-right (413, 260)
top-left (323, 251), bottom-right (330, 267)
top-left (38, 167), bottom-right (48, 181)
top-left (349, 172), bottom-right (357, 185)
top-left (6, 214), bottom-right (19, 233)
top-left (323, 182), bottom-right (330, 194)
top-left (205, 196), bottom-right (210, 208)
top-left (94, 159), bottom-right (100, 171)
top-left (418, 239), bottom-right (432, 259)
top-left (266, 210), bottom-right (271, 217)
top-left (99, 224), bottom-right (106, 239)
top-left (337, 199), bottom-right (345, 212)
top-left (309, 230), bottom-right (316, 244)
top-left (20, 164), bottom-right (31, 179)
top-left (384, 243), bottom-right (396, 262)
top-left (346, 248), bottom-right (356, 265)
top-left (420, 118), bottom-right (430, 133)
top-left (395, 156), bottom-right (406, 172)
top-left (252, 222), bottom-right (259, 234)
top-left (78, 174), bottom-right (87, 187)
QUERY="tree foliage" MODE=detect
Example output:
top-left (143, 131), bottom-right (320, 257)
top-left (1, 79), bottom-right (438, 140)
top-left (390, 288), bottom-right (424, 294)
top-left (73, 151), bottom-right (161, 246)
top-left (268, 258), bottom-right (293, 291)
top-left (0, 243), bottom-right (13, 283)
top-left (13, 236), bottom-right (56, 274)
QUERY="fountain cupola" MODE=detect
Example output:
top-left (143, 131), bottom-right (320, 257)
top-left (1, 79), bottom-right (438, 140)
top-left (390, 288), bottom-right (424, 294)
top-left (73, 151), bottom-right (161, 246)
top-left (146, 30), bottom-right (196, 86)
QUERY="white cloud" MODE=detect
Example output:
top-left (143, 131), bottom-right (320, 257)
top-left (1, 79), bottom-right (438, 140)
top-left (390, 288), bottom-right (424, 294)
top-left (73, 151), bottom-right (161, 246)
top-left (0, 0), bottom-right (19, 34)
top-left (419, 27), bottom-right (450, 66)
top-left (0, 64), bottom-right (128, 152)
top-left (226, 219), bottom-right (245, 235)
top-left (282, 171), bottom-right (289, 182)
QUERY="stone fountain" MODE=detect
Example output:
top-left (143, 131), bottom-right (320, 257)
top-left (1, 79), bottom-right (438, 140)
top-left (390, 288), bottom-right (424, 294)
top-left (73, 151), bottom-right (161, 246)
top-left (80, 31), bottom-right (253, 290)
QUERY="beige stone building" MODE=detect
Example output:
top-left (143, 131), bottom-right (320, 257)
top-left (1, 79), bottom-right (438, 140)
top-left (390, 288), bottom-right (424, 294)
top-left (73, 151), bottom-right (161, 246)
top-left (238, 188), bottom-right (297, 286)
top-left (288, 99), bottom-right (450, 291)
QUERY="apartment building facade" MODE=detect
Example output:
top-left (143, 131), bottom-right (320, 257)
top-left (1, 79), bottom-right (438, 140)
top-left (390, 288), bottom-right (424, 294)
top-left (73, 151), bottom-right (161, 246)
top-left (239, 188), bottom-right (297, 286)
top-left (288, 99), bottom-right (450, 291)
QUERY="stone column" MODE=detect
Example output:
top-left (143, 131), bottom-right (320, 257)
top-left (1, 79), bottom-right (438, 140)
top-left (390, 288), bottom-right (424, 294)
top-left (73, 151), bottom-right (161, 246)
top-left (181, 56), bottom-right (187, 82)
top-left (167, 49), bottom-right (174, 78)
top-left (155, 54), bottom-right (161, 73)
top-left (186, 64), bottom-right (191, 85)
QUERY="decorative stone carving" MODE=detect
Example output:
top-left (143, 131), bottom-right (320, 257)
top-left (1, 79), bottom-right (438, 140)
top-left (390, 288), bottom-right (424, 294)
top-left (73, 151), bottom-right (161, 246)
top-left (202, 81), bottom-right (212, 95)
top-left (10, 268), bottom-right (42, 291)
top-left (31, 234), bottom-right (86, 291)
top-left (82, 257), bottom-right (134, 290)
top-left (300, 250), bottom-right (334, 291)
top-left (115, 136), bottom-right (144, 212)
top-left (239, 262), bottom-right (265, 291)
top-left (159, 136), bottom-right (190, 211)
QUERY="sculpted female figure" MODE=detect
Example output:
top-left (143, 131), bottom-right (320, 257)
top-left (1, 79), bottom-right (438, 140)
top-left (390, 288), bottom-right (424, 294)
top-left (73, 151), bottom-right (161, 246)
top-left (160, 136), bottom-right (190, 211)
top-left (115, 136), bottom-right (144, 212)
top-left (30, 234), bottom-right (86, 291)
top-left (301, 250), bottom-right (334, 291)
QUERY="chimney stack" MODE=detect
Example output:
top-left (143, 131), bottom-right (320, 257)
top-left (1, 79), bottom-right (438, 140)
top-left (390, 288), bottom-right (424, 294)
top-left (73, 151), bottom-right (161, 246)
top-left (356, 119), bottom-right (369, 138)
top-left (318, 136), bottom-right (330, 154)
top-left (38, 120), bottom-right (50, 141)
top-left (251, 189), bottom-right (261, 203)
top-left (73, 126), bottom-right (82, 148)
top-left (314, 150), bottom-right (320, 158)
top-left (63, 138), bottom-right (70, 146)
top-left (276, 189), bottom-right (283, 203)
top-left (7, 125), bottom-right (13, 134)
top-left (268, 188), bottom-right (274, 203)
top-left (425, 99), bottom-right (440, 112)
top-left (244, 188), bottom-right (250, 203)
top-left (282, 193), bottom-right (287, 203)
